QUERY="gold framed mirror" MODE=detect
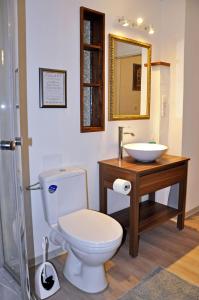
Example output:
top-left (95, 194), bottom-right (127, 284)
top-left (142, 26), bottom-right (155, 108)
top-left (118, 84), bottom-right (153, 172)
top-left (108, 34), bottom-right (151, 120)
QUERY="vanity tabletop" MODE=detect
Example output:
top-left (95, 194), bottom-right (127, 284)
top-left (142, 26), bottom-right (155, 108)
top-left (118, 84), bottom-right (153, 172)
top-left (98, 154), bottom-right (190, 175)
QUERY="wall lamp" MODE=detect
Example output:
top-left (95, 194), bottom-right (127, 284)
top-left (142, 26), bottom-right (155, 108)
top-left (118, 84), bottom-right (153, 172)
top-left (118, 17), bottom-right (155, 35)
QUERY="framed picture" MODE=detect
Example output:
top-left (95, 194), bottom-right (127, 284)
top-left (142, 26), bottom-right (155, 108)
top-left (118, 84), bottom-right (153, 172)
top-left (39, 68), bottom-right (67, 108)
top-left (132, 64), bottom-right (141, 91)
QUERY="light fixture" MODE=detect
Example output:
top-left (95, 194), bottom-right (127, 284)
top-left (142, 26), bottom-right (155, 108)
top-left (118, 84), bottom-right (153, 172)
top-left (0, 104), bottom-right (6, 110)
top-left (1, 49), bottom-right (4, 65)
top-left (136, 17), bottom-right (143, 26)
top-left (118, 17), bottom-right (155, 35)
top-left (148, 26), bottom-right (155, 35)
top-left (118, 17), bottom-right (130, 27)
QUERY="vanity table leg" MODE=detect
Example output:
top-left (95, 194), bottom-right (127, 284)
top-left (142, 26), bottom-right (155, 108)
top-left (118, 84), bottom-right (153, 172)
top-left (177, 180), bottom-right (187, 230)
top-left (100, 186), bottom-right (107, 214)
top-left (177, 164), bottom-right (188, 230)
top-left (129, 181), bottom-right (140, 257)
top-left (99, 167), bottom-right (107, 214)
top-left (149, 192), bottom-right (155, 202)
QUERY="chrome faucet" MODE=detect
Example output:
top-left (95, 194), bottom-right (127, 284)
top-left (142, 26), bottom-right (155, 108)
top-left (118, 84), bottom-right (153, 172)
top-left (118, 127), bottom-right (135, 160)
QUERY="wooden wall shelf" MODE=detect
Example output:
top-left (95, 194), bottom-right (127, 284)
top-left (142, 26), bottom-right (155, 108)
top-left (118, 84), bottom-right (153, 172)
top-left (144, 61), bottom-right (170, 67)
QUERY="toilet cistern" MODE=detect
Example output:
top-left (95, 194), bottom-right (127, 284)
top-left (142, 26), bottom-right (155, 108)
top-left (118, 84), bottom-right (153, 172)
top-left (118, 126), bottom-right (135, 160)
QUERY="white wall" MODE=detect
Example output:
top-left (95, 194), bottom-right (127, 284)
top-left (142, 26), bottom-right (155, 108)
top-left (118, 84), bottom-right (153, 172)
top-left (26, 0), bottom-right (162, 258)
top-left (159, 0), bottom-right (186, 155)
top-left (26, 0), bottom-right (199, 259)
top-left (148, 0), bottom-right (186, 207)
top-left (182, 0), bottom-right (199, 211)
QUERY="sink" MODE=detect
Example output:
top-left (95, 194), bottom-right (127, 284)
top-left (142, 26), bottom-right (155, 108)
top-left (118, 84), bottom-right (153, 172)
top-left (123, 143), bottom-right (168, 162)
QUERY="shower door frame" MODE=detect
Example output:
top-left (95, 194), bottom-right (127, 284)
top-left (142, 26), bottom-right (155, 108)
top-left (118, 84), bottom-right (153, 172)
top-left (0, 0), bottom-right (33, 299)
top-left (0, 218), bottom-right (3, 267)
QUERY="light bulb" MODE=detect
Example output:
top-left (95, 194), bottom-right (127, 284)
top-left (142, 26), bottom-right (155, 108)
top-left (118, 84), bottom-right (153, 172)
top-left (136, 17), bottom-right (143, 26)
top-left (122, 20), bottom-right (130, 27)
top-left (148, 26), bottom-right (155, 35)
top-left (119, 17), bottom-right (130, 27)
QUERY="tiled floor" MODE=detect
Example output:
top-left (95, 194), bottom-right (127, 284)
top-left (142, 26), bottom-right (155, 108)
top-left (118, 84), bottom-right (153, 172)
top-left (0, 268), bottom-right (21, 300)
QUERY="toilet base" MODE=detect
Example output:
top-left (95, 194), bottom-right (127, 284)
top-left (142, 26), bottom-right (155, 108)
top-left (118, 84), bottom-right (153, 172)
top-left (63, 248), bottom-right (108, 293)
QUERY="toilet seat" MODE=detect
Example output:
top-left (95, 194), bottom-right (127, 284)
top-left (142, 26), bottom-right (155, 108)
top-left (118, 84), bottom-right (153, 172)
top-left (58, 209), bottom-right (123, 252)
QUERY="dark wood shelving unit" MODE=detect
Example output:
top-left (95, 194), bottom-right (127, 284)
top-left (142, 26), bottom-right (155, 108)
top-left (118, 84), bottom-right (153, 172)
top-left (80, 7), bottom-right (105, 133)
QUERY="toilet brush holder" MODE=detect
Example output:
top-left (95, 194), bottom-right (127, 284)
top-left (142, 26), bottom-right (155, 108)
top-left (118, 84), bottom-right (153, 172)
top-left (35, 237), bottom-right (60, 299)
top-left (35, 262), bottom-right (60, 299)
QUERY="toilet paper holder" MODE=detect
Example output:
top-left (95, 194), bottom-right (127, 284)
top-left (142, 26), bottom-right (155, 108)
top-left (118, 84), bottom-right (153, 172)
top-left (113, 178), bottom-right (132, 195)
top-left (123, 183), bottom-right (131, 191)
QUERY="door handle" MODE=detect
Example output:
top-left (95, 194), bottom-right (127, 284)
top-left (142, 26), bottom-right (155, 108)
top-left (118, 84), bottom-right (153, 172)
top-left (15, 137), bottom-right (22, 146)
top-left (0, 140), bottom-right (16, 150)
top-left (0, 137), bottom-right (22, 151)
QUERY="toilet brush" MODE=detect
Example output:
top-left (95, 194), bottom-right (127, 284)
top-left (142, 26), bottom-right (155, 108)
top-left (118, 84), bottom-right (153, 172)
top-left (35, 237), bottom-right (60, 299)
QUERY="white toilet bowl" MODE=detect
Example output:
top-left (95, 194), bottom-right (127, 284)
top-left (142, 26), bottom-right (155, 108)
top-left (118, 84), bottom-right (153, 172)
top-left (39, 167), bottom-right (123, 293)
top-left (51, 209), bottom-right (123, 293)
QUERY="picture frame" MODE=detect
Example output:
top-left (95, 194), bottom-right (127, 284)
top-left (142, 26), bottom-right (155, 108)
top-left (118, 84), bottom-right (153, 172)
top-left (39, 68), bottom-right (67, 108)
top-left (132, 63), bottom-right (141, 91)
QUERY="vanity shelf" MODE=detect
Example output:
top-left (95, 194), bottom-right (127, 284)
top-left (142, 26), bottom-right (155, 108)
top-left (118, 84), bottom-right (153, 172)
top-left (99, 154), bottom-right (189, 257)
top-left (110, 201), bottom-right (180, 233)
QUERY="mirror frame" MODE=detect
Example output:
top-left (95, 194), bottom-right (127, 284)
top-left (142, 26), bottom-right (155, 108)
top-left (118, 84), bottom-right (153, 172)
top-left (108, 34), bottom-right (152, 121)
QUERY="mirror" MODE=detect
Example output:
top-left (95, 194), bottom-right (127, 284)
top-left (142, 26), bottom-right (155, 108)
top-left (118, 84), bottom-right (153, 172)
top-left (108, 34), bottom-right (151, 120)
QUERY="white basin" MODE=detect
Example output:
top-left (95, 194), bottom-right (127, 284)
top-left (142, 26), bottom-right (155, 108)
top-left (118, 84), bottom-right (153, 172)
top-left (123, 143), bottom-right (168, 162)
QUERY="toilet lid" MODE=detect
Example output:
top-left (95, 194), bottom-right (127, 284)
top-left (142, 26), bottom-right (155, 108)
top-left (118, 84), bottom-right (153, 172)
top-left (58, 209), bottom-right (123, 250)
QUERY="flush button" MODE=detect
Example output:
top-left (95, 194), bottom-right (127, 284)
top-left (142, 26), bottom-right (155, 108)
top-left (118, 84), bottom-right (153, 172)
top-left (48, 185), bottom-right (57, 193)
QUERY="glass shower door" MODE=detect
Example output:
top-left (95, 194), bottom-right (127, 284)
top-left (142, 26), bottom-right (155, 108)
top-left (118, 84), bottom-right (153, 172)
top-left (0, 0), bottom-right (30, 299)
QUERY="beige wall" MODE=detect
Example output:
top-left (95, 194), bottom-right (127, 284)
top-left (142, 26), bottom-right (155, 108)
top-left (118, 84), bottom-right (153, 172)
top-left (182, 0), bottom-right (199, 211)
top-left (159, 0), bottom-right (186, 155)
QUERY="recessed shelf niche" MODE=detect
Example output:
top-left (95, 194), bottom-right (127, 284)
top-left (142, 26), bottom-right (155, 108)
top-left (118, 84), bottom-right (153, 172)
top-left (80, 7), bottom-right (105, 132)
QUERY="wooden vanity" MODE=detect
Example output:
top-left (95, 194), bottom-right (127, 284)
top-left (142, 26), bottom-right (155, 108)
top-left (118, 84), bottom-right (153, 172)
top-left (98, 154), bottom-right (189, 257)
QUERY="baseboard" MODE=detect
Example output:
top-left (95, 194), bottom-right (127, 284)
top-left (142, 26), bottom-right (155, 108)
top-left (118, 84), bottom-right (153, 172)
top-left (29, 247), bottom-right (65, 267)
top-left (171, 206), bottom-right (199, 223)
top-left (185, 206), bottom-right (199, 218)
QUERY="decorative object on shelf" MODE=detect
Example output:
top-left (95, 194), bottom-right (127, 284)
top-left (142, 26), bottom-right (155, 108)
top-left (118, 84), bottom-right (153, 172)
top-left (39, 68), bottom-right (67, 108)
top-left (118, 16), bottom-right (155, 35)
top-left (80, 7), bottom-right (105, 133)
top-left (133, 64), bottom-right (141, 91)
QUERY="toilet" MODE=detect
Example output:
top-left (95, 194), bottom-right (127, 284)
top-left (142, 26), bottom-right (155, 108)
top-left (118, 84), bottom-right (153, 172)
top-left (39, 167), bottom-right (123, 293)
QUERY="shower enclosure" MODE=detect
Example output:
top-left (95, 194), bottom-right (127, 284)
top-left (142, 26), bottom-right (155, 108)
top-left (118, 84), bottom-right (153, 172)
top-left (0, 0), bottom-right (31, 299)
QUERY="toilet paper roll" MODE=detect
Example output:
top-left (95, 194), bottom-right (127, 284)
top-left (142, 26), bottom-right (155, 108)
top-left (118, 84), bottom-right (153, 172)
top-left (113, 179), bottom-right (131, 195)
